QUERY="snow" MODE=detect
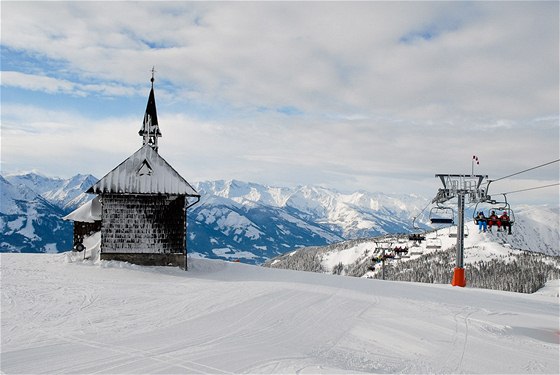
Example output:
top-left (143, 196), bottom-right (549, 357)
top-left (44, 243), bottom-right (58, 254)
top-left (322, 242), bottom-right (371, 270)
top-left (535, 279), bottom-right (560, 297)
top-left (63, 196), bottom-right (101, 223)
top-left (89, 145), bottom-right (198, 196)
top-left (212, 247), bottom-right (258, 260)
top-left (17, 207), bottom-right (38, 240)
top-left (6, 217), bottom-right (25, 232)
top-left (1, 252), bottom-right (558, 374)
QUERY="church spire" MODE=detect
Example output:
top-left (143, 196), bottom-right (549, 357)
top-left (139, 67), bottom-right (162, 152)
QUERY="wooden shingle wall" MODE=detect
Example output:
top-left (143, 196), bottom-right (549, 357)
top-left (100, 194), bottom-right (186, 254)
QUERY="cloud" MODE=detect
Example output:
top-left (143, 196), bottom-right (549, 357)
top-left (1, 1), bottom-right (558, 205)
top-left (1, 71), bottom-right (139, 97)
top-left (2, 2), bottom-right (557, 119)
top-left (2, 71), bottom-right (77, 94)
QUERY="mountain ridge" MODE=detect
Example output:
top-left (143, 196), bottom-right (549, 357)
top-left (1, 173), bottom-right (558, 267)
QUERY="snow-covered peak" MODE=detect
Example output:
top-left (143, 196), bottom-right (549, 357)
top-left (0, 176), bottom-right (42, 215)
top-left (4, 172), bottom-right (98, 213)
top-left (5, 172), bottom-right (63, 195)
top-left (195, 180), bottom-right (291, 207)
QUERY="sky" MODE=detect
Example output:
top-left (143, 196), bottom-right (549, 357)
top-left (1, 1), bottom-right (559, 206)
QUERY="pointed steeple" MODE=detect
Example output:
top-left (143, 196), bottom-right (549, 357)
top-left (138, 67), bottom-right (162, 152)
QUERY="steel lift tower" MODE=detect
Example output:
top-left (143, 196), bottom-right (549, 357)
top-left (433, 174), bottom-right (489, 287)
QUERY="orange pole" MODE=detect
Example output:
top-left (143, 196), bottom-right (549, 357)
top-left (451, 267), bottom-right (466, 287)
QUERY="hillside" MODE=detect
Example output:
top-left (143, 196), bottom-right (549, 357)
top-left (188, 180), bottom-right (430, 263)
top-left (0, 176), bottom-right (73, 253)
top-left (264, 213), bottom-right (560, 293)
top-left (1, 252), bottom-right (558, 374)
top-left (5, 172), bottom-right (97, 212)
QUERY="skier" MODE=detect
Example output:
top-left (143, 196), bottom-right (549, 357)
top-left (476, 211), bottom-right (487, 233)
top-left (500, 211), bottom-right (512, 235)
top-left (487, 210), bottom-right (502, 232)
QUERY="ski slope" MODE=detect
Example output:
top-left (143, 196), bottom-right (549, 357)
top-left (1, 253), bottom-right (558, 374)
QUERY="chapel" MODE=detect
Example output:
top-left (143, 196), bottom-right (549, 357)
top-left (84, 72), bottom-right (200, 268)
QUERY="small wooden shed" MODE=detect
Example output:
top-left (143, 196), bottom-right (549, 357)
top-left (86, 74), bottom-right (200, 269)
top-left (63, 196), bottom-right (102, 251)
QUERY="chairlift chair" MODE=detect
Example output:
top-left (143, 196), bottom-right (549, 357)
top-left (426, 237), bottom-right (442, 249)
top-left (449, 224), bottom-right (469, 238)
top-left (408, 216), bottom-right (427, 242)
top-left (408, 233), bottom-right (426, 242)
top-left (393, 246), bottom-right (409, 255)
top-left (429, 206), bottom-right (455, 225)
top-left (473, 194), bottom-right (515, 233)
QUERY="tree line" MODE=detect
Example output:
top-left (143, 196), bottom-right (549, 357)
top-left (265, 243), bottom-right (560, 294)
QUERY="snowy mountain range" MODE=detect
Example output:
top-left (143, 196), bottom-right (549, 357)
top-left (1, 172), bottom-right (558, 268)
top-left (0, 173), bottom-right (97, 253)
top-left (0, 173), bottom-right (430, 260)
top-left (188, 179), bottom-right (431, 263)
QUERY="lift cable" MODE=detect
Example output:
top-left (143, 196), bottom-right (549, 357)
top-left (496, 182), bottom-right (560, 196)
top-left (411, 200), bottom-right (432, 229)
top-left (489, 159), bottom-right (559, 183)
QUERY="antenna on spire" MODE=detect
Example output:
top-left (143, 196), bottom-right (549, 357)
top-left (151, 66), bottom-right (156, 86)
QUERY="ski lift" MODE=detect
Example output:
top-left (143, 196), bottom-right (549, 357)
top-left (408, 215), bottom-right (427, 242)
top-left (408, 233), bottom-right (426, 242)
top-left (473, 194), bottom-right (515, 234)
top-left (429, 205), bottom-right (455, 225)
top-left (393, 246), bottom-right (409, 255)
top-left (449, 224), bottom-right (469, 238)
top-left (426, 237), bottom-right (442, 249)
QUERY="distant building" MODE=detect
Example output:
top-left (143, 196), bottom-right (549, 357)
top-left (84, 72), bottom-right (200, 268)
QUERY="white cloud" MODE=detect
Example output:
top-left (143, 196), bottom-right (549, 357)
top-left (2, 72), bottom-right (77, 95)
top-left (2, 2), bottom-right (557, 119)
top-left (1, 71), bottom-right (143, 98)
top-left (1, 1), bottom-right (558, 205)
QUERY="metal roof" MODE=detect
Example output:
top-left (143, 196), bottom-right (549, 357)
top-left (87, 145), bottom-right (199, 196)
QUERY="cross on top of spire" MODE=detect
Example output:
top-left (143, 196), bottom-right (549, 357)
top-left (139, 67), bottom-right (161, 152)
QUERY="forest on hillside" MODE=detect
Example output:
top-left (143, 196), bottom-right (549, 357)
top-left (366, 248), bottom-right (560, 294)
top-left (265, 244), bottom-right (560, 294)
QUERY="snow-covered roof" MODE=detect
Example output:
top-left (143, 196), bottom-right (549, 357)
top-left (86, 145), bottom-right (199, 196)
top-left (63, 196), bottom-right (101, 223)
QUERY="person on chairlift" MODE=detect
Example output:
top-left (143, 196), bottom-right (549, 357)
top-left (500, 211), bottom-right (512, 235)
top-left (476, 211), bottom-right (487, 233)
top-left (487, 210), bottom-right (501, 232)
